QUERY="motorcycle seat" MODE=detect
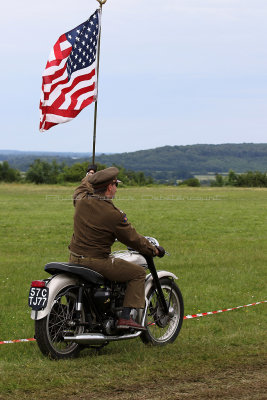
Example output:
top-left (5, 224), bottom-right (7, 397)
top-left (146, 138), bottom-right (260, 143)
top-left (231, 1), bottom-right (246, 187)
top-left (44, 262), bottom-right (106, 285)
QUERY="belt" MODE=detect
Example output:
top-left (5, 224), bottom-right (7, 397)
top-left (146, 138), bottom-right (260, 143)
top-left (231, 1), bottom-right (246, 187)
top-left (69, 251), bottom-right (108, 261)
top-left (69, 250), bottom-right (85, 259)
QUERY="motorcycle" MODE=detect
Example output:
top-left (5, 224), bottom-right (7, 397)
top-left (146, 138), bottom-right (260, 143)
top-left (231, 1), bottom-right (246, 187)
top-left (28, 237), bottom-right (184, 359)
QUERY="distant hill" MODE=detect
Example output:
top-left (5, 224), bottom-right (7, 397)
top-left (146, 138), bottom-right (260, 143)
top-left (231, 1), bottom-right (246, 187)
top-left (0, 151), bottom-right (92, 172)
top-left (1, 143), bottom-right (266, 181)
top-left (95, 143), bottom-right (267, 180)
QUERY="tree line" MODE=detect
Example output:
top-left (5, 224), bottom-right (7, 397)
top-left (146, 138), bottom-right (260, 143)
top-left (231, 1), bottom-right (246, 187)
top-left (1, 143), bottom-right (267, 180)
top-left (0, 160), bottom-right (154, 186)
top-left (1, 160), bottom-right (266, 187)
top-left (210, 170), bottom-right (267, 187)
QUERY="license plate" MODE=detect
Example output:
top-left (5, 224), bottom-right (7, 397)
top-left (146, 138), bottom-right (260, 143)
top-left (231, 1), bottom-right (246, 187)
top-left (28, 287), bottom-right (49, 310)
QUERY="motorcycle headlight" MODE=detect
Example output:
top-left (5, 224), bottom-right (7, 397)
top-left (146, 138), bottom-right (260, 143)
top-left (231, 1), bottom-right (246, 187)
top-left (144, 236), bottom-right (159, 247)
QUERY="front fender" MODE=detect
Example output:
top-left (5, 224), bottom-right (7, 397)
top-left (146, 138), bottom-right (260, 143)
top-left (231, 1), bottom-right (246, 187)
top-left (136, 271), bottom-right (178, 324)
top-left (30, 273), bottom-right (79, 320)
top-left (145, 270), bottom-right (178, 297)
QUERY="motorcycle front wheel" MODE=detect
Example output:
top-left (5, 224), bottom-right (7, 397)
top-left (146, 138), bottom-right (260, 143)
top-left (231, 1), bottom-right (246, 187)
top-left (35, 286), bottom-right (85, 359)
top-left (141, 278), bottom-right (184, 346)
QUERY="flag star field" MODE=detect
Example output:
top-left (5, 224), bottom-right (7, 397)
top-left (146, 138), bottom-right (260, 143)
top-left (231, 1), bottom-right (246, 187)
top-left (66, 13), bottom-right (99, 79)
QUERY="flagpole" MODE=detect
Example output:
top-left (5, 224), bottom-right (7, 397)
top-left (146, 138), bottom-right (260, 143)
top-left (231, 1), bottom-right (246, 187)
top-left (92, 0), bottom-right (107, 165)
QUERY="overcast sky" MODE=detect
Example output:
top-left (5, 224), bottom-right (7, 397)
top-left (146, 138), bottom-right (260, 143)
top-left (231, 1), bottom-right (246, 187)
top-left (0, 0), bottom-right (266, 153)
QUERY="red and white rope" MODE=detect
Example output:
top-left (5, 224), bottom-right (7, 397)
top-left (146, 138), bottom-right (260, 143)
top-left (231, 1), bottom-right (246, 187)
top-left (0, 338), bottom-right (36, 345)
top-left (183, 300), bottom-right (266, 319)
top-left (1, 300), bottom-right (266, 344)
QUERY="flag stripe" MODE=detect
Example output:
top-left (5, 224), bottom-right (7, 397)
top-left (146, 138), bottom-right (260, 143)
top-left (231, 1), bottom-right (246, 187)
top-left (45, 67), bottom-right (95, 100)
top-left (44, 77), bottom-right (69, 101)
top-left (53, 34), bottom-right (68, 60)
top-left (45, 46), bottom-right (72, 72)
top-left (69, 84), bottom-right (95, 110)
top-left (81, 96), bottom-right (95, 109)
top-left (60, 82), bottom-right (95, 109)
top-left (43, 110), bottom-right (80, 119)
top-left (46, 70), bottom-right (96, 110)
top-left (43, 65), bottom-right (68, 85)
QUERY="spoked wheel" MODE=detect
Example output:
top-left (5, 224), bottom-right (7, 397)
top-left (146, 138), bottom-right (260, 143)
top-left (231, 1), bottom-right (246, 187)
top-left (141, 278), bottom-right (184, 345)
top-left (35, 286), bottom-right (85, 359)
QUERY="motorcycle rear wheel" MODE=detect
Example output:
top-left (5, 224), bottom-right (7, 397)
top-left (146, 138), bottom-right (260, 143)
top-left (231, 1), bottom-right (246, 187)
top-left (141, 278), bottom-right (184, 345)
top-left (35, 286), bottom-right (85, 359)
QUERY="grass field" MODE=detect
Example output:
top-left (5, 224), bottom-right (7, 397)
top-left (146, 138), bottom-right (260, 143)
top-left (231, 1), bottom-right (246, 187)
top-left (0, 184), bottom-right (266, 399)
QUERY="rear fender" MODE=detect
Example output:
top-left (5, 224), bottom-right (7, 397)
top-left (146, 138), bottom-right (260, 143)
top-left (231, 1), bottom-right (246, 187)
top-left (30, 273), bottom-right (79, 321)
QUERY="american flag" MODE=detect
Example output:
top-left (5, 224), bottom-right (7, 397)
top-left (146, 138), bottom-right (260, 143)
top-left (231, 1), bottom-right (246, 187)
top-left (39, 10), bottom-right (100, 132)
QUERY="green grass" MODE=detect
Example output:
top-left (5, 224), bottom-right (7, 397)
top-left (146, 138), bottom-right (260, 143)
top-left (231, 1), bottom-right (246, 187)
top-left (0, 184), bottom-right (266, 399)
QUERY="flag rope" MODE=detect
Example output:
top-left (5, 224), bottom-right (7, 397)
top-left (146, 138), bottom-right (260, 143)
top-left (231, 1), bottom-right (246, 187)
top-left (0, 300), bottom-right (266, 344)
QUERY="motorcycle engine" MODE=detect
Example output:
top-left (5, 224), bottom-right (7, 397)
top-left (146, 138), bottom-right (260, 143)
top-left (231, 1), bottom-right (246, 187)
top-left (93, 288), bottom-right (111, 312)
top-left (102, 318), bottom-right (116, 335)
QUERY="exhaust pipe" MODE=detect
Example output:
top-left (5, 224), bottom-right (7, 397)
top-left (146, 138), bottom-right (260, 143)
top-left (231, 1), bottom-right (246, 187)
top-left (65, 303), bottom-right (148, 344)
top-left (64, 331), bottom-right (141, 344)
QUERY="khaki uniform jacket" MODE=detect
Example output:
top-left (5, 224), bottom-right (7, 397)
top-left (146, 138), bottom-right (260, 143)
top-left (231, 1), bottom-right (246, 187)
top-left (69, 180), bottom-right (156, 259)
top-left (73, 176), bottom-right (94, 206)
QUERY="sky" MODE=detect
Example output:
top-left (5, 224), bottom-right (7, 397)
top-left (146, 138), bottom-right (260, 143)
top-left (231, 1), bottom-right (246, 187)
top-left (0, 0), bottom-right (267, 153)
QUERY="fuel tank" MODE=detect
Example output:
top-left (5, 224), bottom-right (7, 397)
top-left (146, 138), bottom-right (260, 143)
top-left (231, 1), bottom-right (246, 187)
top-left (112, 250), bottom-right (147, 268)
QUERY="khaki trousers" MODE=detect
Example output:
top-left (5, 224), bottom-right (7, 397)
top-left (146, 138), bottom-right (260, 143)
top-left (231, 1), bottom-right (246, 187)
top-left (69, 254), bottom-right (146, 309)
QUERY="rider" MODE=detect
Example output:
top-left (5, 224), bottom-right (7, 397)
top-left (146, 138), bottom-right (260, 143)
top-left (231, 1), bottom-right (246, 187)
top-left (69, 167), bottom-right (163, 330)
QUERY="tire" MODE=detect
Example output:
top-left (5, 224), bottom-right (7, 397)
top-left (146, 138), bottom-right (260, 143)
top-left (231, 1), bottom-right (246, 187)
top-left (35, 286), bottom-right (85, 359)
top-left (141, 278), bottom-right (184, 346)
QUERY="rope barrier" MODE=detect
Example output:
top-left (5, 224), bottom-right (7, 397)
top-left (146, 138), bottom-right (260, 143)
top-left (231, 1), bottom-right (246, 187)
top-left (183, 300), bottom-right (266, 319)
top-left (1, 300), bottom-right (266, 344)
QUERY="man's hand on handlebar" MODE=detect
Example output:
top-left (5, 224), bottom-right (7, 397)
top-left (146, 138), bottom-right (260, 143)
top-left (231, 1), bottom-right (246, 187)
top-left (155, 246), bottom-right (165, 258)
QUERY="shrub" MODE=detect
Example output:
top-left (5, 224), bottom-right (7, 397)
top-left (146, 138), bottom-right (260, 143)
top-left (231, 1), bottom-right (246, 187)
top-left (210, 174), bottom-right (225, 187)
top-left (211, 170), bottom-right (267, 187)
top-left (26, 159), bottom-right (65, 184)
top-left (61, 162), bottom-right (107, 182)
top-left (0, 161), bottom-right (21, 182)
top-left (234, 171), bottom-right (267, 187)
top-left (179, 177), bottom-right (200, 187)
